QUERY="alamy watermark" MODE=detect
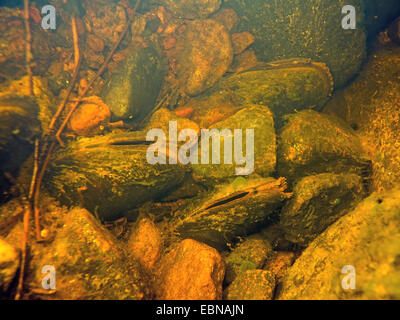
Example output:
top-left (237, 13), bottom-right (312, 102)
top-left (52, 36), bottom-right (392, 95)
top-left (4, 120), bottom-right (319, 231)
top-left (341, 265), bottom-right (356, 290)
top-left (146, 121), bottom-right (255, 176)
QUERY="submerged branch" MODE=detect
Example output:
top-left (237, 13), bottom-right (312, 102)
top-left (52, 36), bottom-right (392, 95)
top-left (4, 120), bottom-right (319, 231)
top-left (24, 0), bottom-right (33, 96)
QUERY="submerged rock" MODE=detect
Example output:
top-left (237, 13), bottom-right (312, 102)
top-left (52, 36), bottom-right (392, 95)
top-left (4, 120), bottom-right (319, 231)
top-left (192, 105), bottom-right (276, 183)
top-left (211, 8), bottom-right (239, 32)
top-left (69, 96), bottom-right (111, 136)
top-left (172, 177), bottom-right (291, 250)
top-left (224, 269), bottom-right (276, 300)
top-left (155, 239), bottom-right (225, 300)
top-left (231, 32), bottom-right (255, 55)
top-left (0, 237), bottom-right (19, 292)
top-left (183, 59), bottom-right (333, 128)
top-left (151, 0), bottom-right (222, 19)
top-left (323, 45), bottom-right (400, 191)
top-left (0, 85), bottom-right (41, 201)
top-left (101, 46), bottom-right (164, 123)
top-left (388, 17), bottom-right (400, 44)
top-left (277, 110), bottom-right (371, 186)
top-left (176, 19), bottom-right (233, 96)
top-left (278, 187), bottom-right (400, 300)
top-left (225, 236), bottom-right (273, 285)
top-left (222, 0), bottom-right (366, 87)
top-left (46, 131), bottom-right (187, 221)
top-left (263, 251), bottom-right (296, 282)
top-left (128, 217), bottom-right (163, 271)
top-left (280, 173), bottom-right (366, 246)
top-left (31, 208), bottom-right (148, 300)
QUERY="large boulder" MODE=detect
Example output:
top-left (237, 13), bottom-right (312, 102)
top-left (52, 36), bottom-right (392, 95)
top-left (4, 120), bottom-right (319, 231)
top-left (323, 44), bottom-right (400, 191)
top-left (222, 0), bottom-right (366, 87)
top-left (6, 208), bottom-right (148, 300)
top-left (175, 19), bottom-right (233, 96)
top-left (278, 187), bottom-right (400, 300)
top-left (277, 110), bottom-right (371, 186)
top-left (280, 173), bottom-right (366, 246)
top-left (101, 46), bottom-right (164, 123)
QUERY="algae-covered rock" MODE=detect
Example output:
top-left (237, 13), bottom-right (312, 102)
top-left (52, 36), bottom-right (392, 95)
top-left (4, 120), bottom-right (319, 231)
top-left (192, 105), bottom-right (276, 183)
top-left (46, 131), bottom-right (187, 221)
top-left (183, 59), bottom-right (333, 128)
top-left (155, 239), bottom-right (225, 300)
top-left (0, 237), bottom-right (19, 292)
top-left (151, 0), bottom-right (221, 19)
top-left (172, 177), bottom-right (291, 250)
top-left (176, 19), bottom-right (233, 96)
top-left (32, 208), bottom-right (148, 300)
top-left (277, 110), bottom-right (371, 186)
top-left (323, 45), bottom-right (400, 191)
top-left (224, 269), bottom-right (276, 300)
top-left (222, 0), bottom-right (366, 87)
top-left (225, 236), bottom-right (273, 285)
top-left (101, 46), bottom-right (164, 122)
top-left (278, 187), bottom-right (400, 300)
top-left (280, 173), bottom-right (366, 246)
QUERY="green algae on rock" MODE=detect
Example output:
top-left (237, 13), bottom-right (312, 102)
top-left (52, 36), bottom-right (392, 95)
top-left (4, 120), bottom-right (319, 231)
top-left (101, 45), bottom-right (164, 123)
top-left (224, 269), bottom-right (276, 300)
top-left (278, 187), bottom-right (400, 300)
top-left (46, 131), bottom-right (187, 221)
top-left (280, 173), bottom-right (366, 246)
top-left (225, 236), bottom-right (273, 285)
top-left (192, 105), bottom-right (276, 184)
top-left (222, 0), bottom-right (366, 88)
top-left (172, 177), bottom-right (291, 250)
top-left (183, 59), bottom-right (333, 128)
top-left (31, 208), bottom-right (148, 300)
top-left (277, 110), bottom-right (371, 186)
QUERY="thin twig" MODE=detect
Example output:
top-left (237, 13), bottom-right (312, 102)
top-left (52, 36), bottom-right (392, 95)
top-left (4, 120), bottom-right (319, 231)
top-left (44, 15), bottom-right (81, 144)
top-left (14, 139), bottom-right (39, 300)
top-left (34, 15), bottom-right (80, 241)
top-left (24, 0), bottom-right (33, 96)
